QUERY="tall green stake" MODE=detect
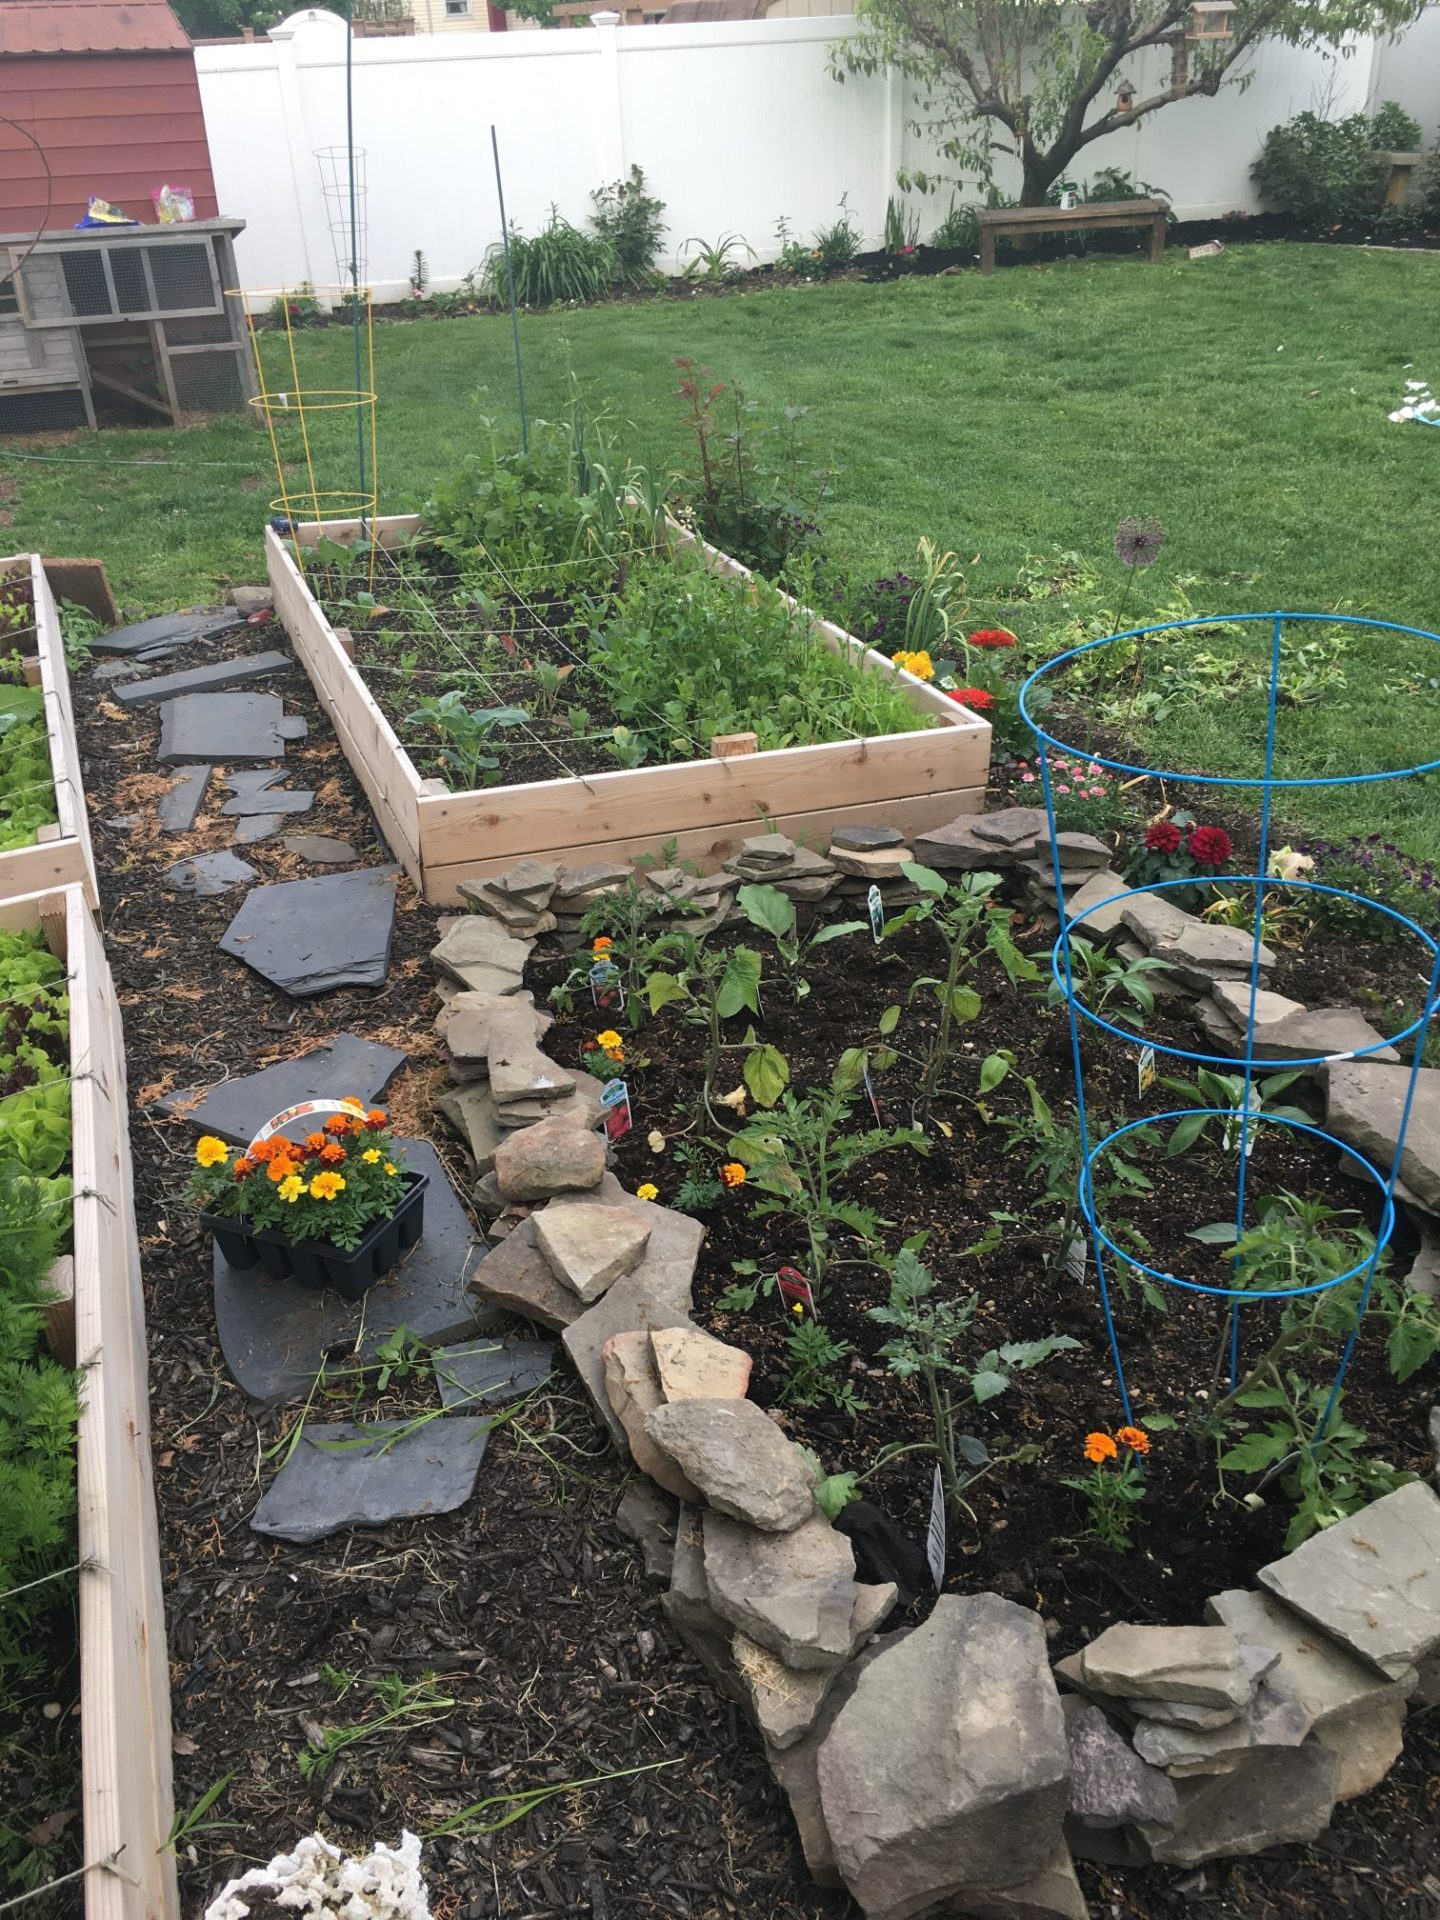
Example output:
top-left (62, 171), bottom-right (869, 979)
top-left (491, 125), bottom-right (528, 455)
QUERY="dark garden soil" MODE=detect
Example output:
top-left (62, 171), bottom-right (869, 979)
top-left (54, 616), bottom-right (1440, 1920)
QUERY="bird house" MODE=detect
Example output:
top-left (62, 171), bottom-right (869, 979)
top-left (1187, 0), bottom-right (1235, 38)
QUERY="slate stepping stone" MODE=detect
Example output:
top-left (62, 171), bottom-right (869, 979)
top-left (235, 813), bottom-right (285, 845)
top-left (158, 764), bottom-right (211, 832)
top-left (165, 850), bottom-right (258, 897)
top-left (94, 607), bottom-right (244, 656)
top-left (158, 692), bottom-right (306, 763)
top-left (251, 1416), bottom-right (492, 1543)
top-left (221, 789), bottom-right (314, 817)
top-left (220, 865), bottom-right (398, 996)
top-left (284, 834), bottom-right (358, 865)
top-left (158, 1029), bottom-right (406, 1142)
top-left (431, 1335), bottom-right (553, 1410)
top-left (214, 1138), bottom-right (489, 1401)
top-left (225, 769), bottom-right (286, 794)
top-left (113, 650), bottom-right (292, 707)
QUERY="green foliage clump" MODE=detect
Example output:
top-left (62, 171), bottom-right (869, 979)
top-left (1370, 99), bottom-right (1423, 151)
top-left (0, 685), bottom-right (58, 854)
top-left (481, 211), bottom-right (618, 309)
top-left (1252, 112), bottom-right (1388, 227)
top-left (590, 166), bottom-right (667, 284)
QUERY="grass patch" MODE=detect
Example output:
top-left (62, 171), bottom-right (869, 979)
top-left (5, 242), bottom-right (1438, 851)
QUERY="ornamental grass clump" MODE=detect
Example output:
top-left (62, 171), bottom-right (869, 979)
top-left (188, 1101), bottom-right (409, 1253)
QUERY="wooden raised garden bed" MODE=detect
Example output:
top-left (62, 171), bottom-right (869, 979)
top-left (0, 884), bottom-right (176, 1920)
top-left (0, 555), bottom-right (100, 911)
top-left (266, 514), bottom-right (992, 906)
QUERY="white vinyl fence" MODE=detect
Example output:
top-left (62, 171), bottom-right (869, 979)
top-left (195, 6), bottom-right (1440, 303)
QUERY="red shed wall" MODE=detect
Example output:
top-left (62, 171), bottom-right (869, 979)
top-left (0, 50), bottom-right (218, 234)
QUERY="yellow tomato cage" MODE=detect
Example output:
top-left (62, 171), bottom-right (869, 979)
top-left (234, 284), bottom-right (379, 586)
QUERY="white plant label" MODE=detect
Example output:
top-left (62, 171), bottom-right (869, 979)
top-left (1137, 1043), bottom-right (1157, 1097)
top-left (927, 1464), bottom-right (946, 1592)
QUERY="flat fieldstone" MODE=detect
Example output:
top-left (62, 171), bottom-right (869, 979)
top-left (1241, 1006), bottom-right (1399, 1066)
top-left (972, 806), bottom-right (1047, 851)
top-left (488, 1006), bottom-right (572, 1109)
top-left (234, 813), bottom-right (285, 846)
top-left (283, 834), bottom-right (358, 865)
top-left (1050, 830), bottom-right (1111, 868)
top-left (1118, 891), bottom-right (1196, 953)
top-left (1080, 1624), bottom-right (1252, 1711)
top-left (220, 866), bottom-right (398, 996)
top-left (430, 1334), bottom-right (552, 1410)
top-left (910, 817), bottom-right (1014, 872)
top-left (221, 788), bottom-right (314, 817)
top-left (1140, 1740), bottom-right (1339, 1867)
top-left (1313, 1688), bottom-right (1409, 1801)
top-left (1327, 1063), bottom-right (1440, 1211)
top-left (1062, 868), bottom-right (1128, 939)
top-left (645, 1398), bottom-right (816, 1532)
top-left (704, 1509), bottom-right (893, 1672)
top-left (827, 846), bottom-right (912, 882)
top-left (1153, 922), bottom-right (1277, 990)
top-left (94, 607), bottom-right (244, 656)
top-left (817, 1592), bottom-right (1067, 1916)
top-left (250, 1416), bottom-right (491, 1543)
top-left (431, 918), bottom-right (533, 995)
top-left (666, 1504), bottom-right (729, 1641)
top-left (733, 1632), bottom-right (839, 1751)
top-left (438, 989), bottom-right (550, 1061)
top-left (603, 1330), bottom-right (700, 1500)
top-left (1205, 1587), bottom-right (1417, 1727)
top-left (158, 764), bottom-right (211, 831)
top-left (496, 1070), bottom-right (604, 1132)
top-left (562, 1199), bottom-right (705, 1452)
top-left (535, 1200), bottom-right (651, 1303)
top-left (113, 649), bottom-right (291, 706)
top-left (1210, 979), bottom-right (1308, 1029)
top-left (165, 850), bottom-right (257, 897)
top-left (830, 825), bottom-right (906, 853)
top-left (651, 1324), bottom-right (752, 1403)
top-left (157, 691), bottom-right (304, 763)
top-left (468, 1216), bottom-right (584, 1330)
top-left (157, 1030), bottom-right (405, 1143)
top-left (436, 1083), bottom-right (503, 1173)
top-left (493, 1114), bottom-right (605, 1203)
top-left (460, 859), bottom-right (558, 907)
top-left (616, 1480), bottom-right (678, 1582)
top-left (1063, 1696), bottom-right (1178, 1830)
top-left (1257, 1482), bottom-right (1440, 1678)
top-left (552, 860), bottom-right (632, 905)
top-left (1132, 1679), bottom-right (1310, 1776)
top-left (738, 834), bottom-right (796, 865)
top-left (950, 1843), bottom-right (1089, 1920)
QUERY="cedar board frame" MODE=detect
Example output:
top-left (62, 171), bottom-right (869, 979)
top-left (0, 555), bottom-right (100, 910)
top-left (266, 514), bottom-right (992, 905)
top-left (0, 886), bottom-right (177, 1920)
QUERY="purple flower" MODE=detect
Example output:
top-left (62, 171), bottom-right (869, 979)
top-left (1114, 516), bottom-right (1167, 568)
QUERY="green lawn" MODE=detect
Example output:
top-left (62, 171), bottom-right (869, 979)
top-left (6, 242), bottom-right (1440, 851)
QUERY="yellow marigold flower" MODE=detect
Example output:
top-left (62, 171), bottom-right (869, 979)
top-left (384, 1162), bottom-right (398, 1176)
top-left (636, 1182), bottom-right (659, 1202)
top-left (362, 1147), bottom-right (382, 1165)
top-left (1117, 1425), bottom-right (1151, 1457)
top-left (719, 1162), bottom-right (747, 1190)
top-left (1083, 1431), bottom-right (1118, 1465)
top-left (595, 1030), bottom-right (623, 1052)
top-left (792, 1301), bottom-right (805, 1317)
top-left (195, 1136), bottom-right (229, 1169)
top-left (310, 1171), bottom-right (346, 1201)
top-left (277, 1174), bottom-right (304, 1204)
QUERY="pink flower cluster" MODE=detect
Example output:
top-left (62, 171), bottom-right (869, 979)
top-left (1013, 756), bottom-right (1110, 799)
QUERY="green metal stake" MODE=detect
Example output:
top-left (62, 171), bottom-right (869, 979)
top-left (491, 125), bottom-right (528, 455)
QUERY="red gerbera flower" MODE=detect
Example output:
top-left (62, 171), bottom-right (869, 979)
top-left (968, 629), bottom-right (1017, 649)
top-left (948, 687), bottom-right (995, 711)
top-left (1187, 825), bottom-right (1233, 869)
top-left (1144, 821), bottom-right (1183, 854)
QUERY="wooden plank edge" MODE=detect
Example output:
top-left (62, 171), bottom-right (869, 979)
top-left (23, 556), bottom-right (101, 912)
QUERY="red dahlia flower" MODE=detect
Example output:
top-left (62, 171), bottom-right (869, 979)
top-left (1187, 825), bottom-right (1233, 869)
top-left (948, 688), bottom-right (995, 711)
top-left (1144, 822), bottom-right (1183, 854)
top-left (968, 629), bottom-right (1018, 649)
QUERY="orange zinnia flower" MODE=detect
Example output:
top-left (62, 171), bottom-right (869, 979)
top-left (1083, 1431), bottom-right (1118, 1465)
top-left (267, 1154), bottom-right (300, 1183)
top-left (304, 1132), bottom-right (328, 1153)
top-left (320, 1142), bottom-right (347, 1165)
top-left (1117, 1426), bottom-right (1151, 1456)
top-left (325, 1114), bottom-right (353, 1136)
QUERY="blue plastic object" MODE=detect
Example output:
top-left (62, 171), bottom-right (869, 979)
top-left (1019, 612), bottom-right (1440, 1437)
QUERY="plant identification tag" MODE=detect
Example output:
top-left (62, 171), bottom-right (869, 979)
top-left (777, 1265), bottom-right (816, 1316)
top-left (1222, 1086), bottom-right (1263, 1157)
top-left (589, 961), bottom-right (624, 1012)
top-left (1137, 1043), bottom-right (1157, 1097)
top-left (868, 884), bottom-right (885, 944)
top-left (926, 1464), bottom-right (946, 1591)
top-left (1064, 1234), bottom-right (1087, 1281)
top-left (600, 1077), bottom-right (633, 1141)
top-left (862, 1058), bottom-right (884, 1126)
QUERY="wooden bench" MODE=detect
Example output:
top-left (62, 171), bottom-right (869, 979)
top-left (978, 198), bottom-right (1168, 275)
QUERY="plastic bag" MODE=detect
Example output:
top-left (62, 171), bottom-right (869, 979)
top-left (74, 196), bottom-right (138, 229)
top-left (153, 184), bottom-right (196, 224)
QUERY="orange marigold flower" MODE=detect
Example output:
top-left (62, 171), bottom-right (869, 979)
top-left (340, 1097), bottom-right (366, 1112)
top-left (324, 1114), bottom-right (353, 1136)
top-left (719, 1162), bottom-right (747, 1190)
top-left (233, 1156), bottom-right (256, 1180)
top-left (248, 1137), bottom-right (282, 1163)
top-left (1117, 1425), bottom-right (1151, 1456)
top-left (366, 1109), bottom-right (387, 1128)
top-left (304, 1132), bottom-right (328, 1152)
top-left (1083, 1431), bottom-right (1118, 1465)
top-left (592, 936), bottom-right (614, 953)
top-left (320, 1142), bottom-right (347, 1165)
top-left (267, 1154), bottom-right (300, 1183)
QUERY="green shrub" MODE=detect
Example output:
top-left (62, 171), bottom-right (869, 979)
top-left (481, 210), bottom-right (617, 308)
top-left (929, 197), bottom-right (979, 249)
top-left (1252, 112), bottom-right (1387, 227)
top-left (1370, 99), bottom-right (1422, 151)
top-left (590, 164), bottom-right (666, 284)
top-left (1421, 148), bottom-right (1440, 227)
top-left (811, 195), bottom-right (862, 271)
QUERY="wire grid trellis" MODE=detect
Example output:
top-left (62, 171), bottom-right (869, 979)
top-left (1019, 611), bottom-right (1440, 1440)
top-left (237, 285), bottom-right (379, 590)
top-left (315, 145), bottom-right (369, 286)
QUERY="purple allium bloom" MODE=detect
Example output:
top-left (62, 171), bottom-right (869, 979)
top-left (1114, 516), bottom-right (1167, 569)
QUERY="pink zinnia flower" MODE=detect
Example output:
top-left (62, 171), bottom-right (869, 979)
top-left (1056, 784), bottom-right (1070, 795)
top-left (1021, 772), bottom-right (1035, 784)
